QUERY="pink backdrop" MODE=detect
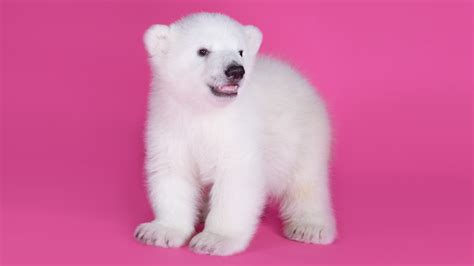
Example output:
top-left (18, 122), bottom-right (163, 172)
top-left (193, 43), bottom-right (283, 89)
top-left (1, 1), bottom-right (472, 265)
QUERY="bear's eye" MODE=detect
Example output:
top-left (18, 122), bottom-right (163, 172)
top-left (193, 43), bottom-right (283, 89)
top-left (198, 48), bottom-right (210, 57)
top-left (239, 50), bottom-right (243, 57)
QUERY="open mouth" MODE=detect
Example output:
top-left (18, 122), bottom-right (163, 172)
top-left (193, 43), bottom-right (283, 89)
top-left (208, 84), bottom-right (239, 97)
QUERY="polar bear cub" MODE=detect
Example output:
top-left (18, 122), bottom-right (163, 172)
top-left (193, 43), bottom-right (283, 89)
top-left (135, 12), bottom-right (336, 256)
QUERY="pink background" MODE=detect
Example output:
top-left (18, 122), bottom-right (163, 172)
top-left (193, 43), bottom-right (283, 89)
top-left (1, 1), bottom-right (472, 265)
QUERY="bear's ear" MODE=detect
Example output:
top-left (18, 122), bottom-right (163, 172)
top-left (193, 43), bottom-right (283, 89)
top-left (144, 24), bottom-right (170, 57)
top-left (244, 25), bottom-right (263, 55)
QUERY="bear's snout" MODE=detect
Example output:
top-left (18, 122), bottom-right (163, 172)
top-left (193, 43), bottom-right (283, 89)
top-left (225, 64), bottom-right (245, 81)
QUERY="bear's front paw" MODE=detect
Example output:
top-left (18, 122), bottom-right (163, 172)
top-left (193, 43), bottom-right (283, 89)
top-left (134, 221), bottom-right (192, 248)
top-left (189, 231), bottom-right (248, 256)
top-left (284, 220), bottom-right (336, 245)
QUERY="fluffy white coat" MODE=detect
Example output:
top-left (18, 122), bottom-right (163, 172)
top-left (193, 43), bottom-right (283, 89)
top-left (135, 13), bottom-right (336, 256)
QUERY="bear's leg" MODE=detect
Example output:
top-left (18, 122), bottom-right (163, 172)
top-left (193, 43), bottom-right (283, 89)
top-left (280, 152), bottom-right (337, 245)
top-left (189, 154), bottom-right (265, 256)
top-left (135, 140), bottom-right (199, 248)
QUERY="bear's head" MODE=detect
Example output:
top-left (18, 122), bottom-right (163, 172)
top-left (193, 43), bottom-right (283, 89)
top-left (144, 13), bottom-right (262, 108)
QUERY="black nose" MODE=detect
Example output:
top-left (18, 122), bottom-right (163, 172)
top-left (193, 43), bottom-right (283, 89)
top-left (225, 65), bottom-right (245, 81)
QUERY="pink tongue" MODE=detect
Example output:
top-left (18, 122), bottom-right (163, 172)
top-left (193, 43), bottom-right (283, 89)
top-left (219, 85), bottom-right (239, 93)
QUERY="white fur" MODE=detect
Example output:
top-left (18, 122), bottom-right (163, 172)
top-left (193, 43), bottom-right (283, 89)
top-left (135, 13), bottom-right (336, 256)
